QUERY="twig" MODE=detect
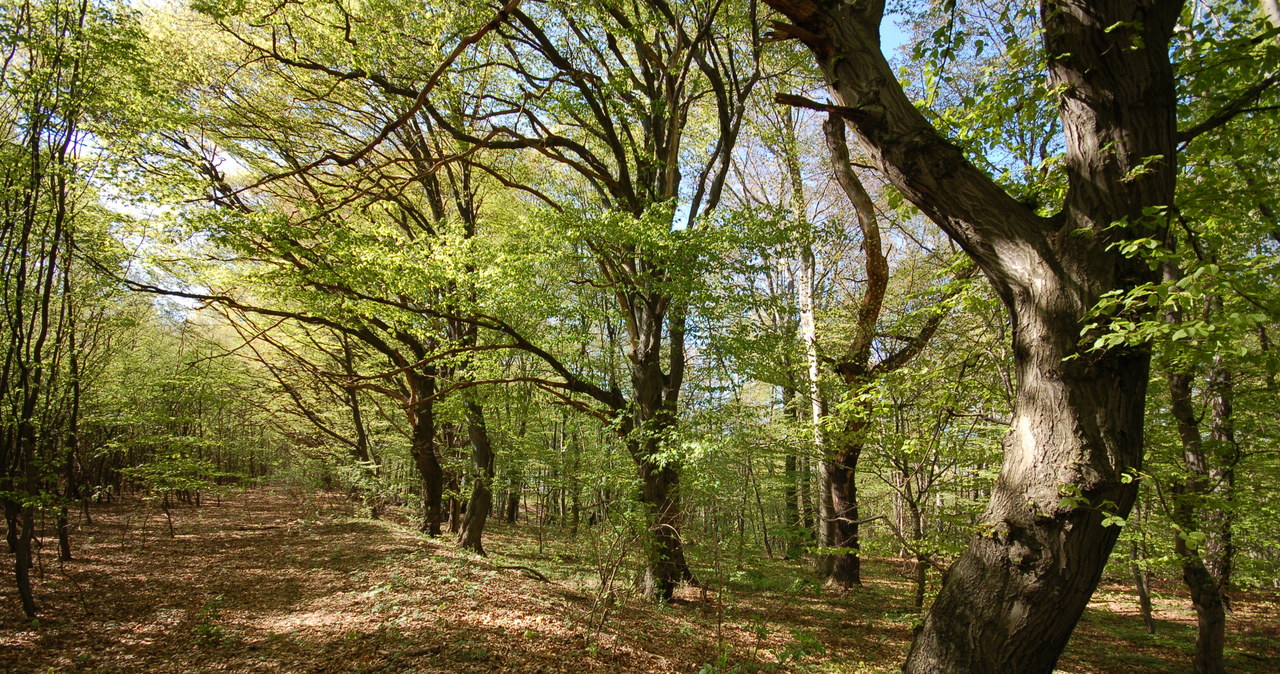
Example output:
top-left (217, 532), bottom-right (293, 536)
top-left (493, 564), bottom-right (550, 582)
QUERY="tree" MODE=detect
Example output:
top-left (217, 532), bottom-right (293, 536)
top-left (417, 0), bottom-right (765, 598)
top-left (129, 0), bottom-right (525, 542)
top-left (756, 0), bottom-right (1274, 670)
top-left (0, 0), bottom-right (147, 616)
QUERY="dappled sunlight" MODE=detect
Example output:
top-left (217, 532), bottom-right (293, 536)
top-left (1, 490), bottom-right (1276, 673)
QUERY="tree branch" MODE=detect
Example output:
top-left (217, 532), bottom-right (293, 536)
top-left (1177, 72), bottom-right (1280, 145)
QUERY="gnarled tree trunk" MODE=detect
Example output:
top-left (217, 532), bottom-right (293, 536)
top-left (761, 1), bottom-right (1181, 670)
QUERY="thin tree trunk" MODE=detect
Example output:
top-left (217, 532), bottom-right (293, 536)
top-left (781, 386), bottom-right (803, 559)
top-left (1205, 357), bottom-right (1237, 591)
top-left (799, 454), bottom-right (814, 535)
top-left (1131, 540), bottom-right (1156, 635)
top-left (408, 373), bottom-right (443, 536)
top-left (748, 453), bottom-right (773, 556)
top-left (798, 234), bottom-right (831, 575)
top-left (505, 480), bottom-right (521, 524)
top-left (457, 402), bottom-right (495, 555)
top-left (4, 501), bottom-right (37, 617)
top-left (341, 335), bottom-right (372, 466)
top-left (1169, 367), bottom-right (1228, 674)
top-left (783, 452), bottom-right (800, 558)
top-left (161, 493), bottom-right (176, 538)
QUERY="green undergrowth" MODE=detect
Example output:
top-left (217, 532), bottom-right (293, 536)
top-left (361, 506), bottom-right (1278, 673)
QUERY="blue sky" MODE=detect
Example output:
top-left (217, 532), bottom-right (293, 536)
top-left (882, 11), bottom-right (912, 59)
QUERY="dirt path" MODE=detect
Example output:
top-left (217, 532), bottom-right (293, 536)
top-left (0, 490), bottom-right (688, 673)
top-left (0, 489), bottom-right (1276, 673)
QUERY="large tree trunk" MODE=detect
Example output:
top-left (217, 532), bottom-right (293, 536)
top-left (826, 425), bottom-right (863, 587)
top-left (636, 455), bottom-right (695, 600)
top-left (622, 293), bottom-right (696, 601)
top-left (761, 1), bottom-right (1181, 671)
top-left (629, 326), bottom-right (695, 600)
top-left (908, 311), bottom-right (1151, 670)
top-left (457, 402), bottom-right (495, 555)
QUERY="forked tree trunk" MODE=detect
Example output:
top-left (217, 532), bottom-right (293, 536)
top-left (457, 402), bottom-right (495, 555)
top-left (819, 115), bottom-right (944, 588)
top-left (623, 300), bottom-right (695, 601)
top-left (761, 1), bottom-right (1181, 670)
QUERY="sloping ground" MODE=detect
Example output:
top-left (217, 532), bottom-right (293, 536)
top-left (0, 489), bottom-right (1274, 673)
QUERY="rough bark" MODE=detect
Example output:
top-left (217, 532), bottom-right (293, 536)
top-left (826, 423), bottom-right (864, 587)
top-left (761, 0), bottom-right (1181, 670)
top-left (637, 458), bottom-right (694, 600)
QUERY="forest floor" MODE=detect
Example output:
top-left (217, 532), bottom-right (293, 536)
top-left (0, 489), bottom-right (1277, 673)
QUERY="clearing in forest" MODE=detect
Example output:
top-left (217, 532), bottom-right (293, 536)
top-left (0, 489), bottom-right (1276, 673)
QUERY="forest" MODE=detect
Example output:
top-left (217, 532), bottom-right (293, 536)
top-left (2, 0), bottom-right (1279, 671)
